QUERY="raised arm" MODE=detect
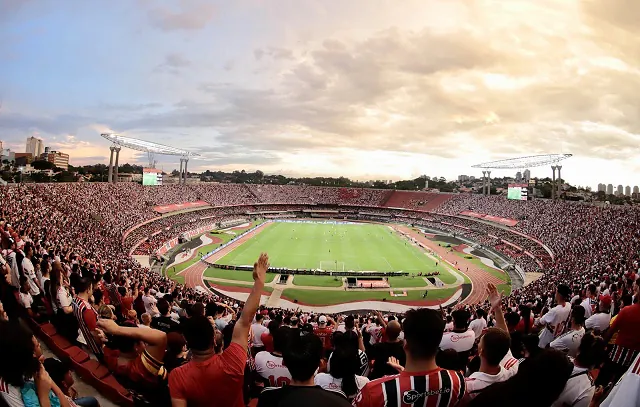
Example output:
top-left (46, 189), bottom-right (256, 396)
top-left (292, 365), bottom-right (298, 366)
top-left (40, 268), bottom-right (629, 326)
top-left (487, 283), bottom-right (508, 337)
top-left (232, 253), bottom-right (269, 348)
top-left (98, 318), bottom-right (167, 362)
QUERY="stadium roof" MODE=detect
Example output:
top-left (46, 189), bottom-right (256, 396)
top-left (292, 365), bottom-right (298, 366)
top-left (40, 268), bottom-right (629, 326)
top-left (100, 133), bottom-right (200, 157)
top-left (471, 154), bottom-right (572, 169)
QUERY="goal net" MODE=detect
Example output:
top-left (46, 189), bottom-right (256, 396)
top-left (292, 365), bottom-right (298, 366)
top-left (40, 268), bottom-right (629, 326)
top-left (320, 261), bottom-right (345, 272)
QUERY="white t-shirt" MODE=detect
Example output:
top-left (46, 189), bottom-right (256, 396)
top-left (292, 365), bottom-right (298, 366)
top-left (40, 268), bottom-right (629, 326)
top-left (550, 328), bottom-right (585, 357)
top-left (251, 322), bottom-right (268, 347)
top-left (469, 318), bottom-right (487, 338)
top-left (538, 303), bottom-right (572, 348)
top-left (601, 353), bottom-right (640, 407)
top-left (500, 350), bottom-right (522, 375)
top-left (367, 324), bottom-right (383, 345)
top-left (314, 373), bottom-right (369, 399)
top-left (440, 329), bottom-right (476, 352)
top-left (142, 294), bottom-right (157, 315)
top-left (552, 366), bottom-right (594, 407)
top-left (465, 366), bottom-right (516, 400)
top-left (0, 378), bottom-right (26, 407)
top-left (52, 286), bottom-right (73, 313)
top-left (255, 351), bottom-right (292, 387)
top-left (580, 297), bottom-right (596, 319)
top-left (19, 292), bottom-right (33, 309)
top-left (8, 252), bottom-right (20, 289)
top-left (22, 257), bottom-right (40, 296)
top-left (585, 313), bottom-right (611, 332)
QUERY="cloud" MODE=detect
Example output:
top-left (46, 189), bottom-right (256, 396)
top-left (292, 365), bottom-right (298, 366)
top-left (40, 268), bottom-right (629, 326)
top-left (145, 0), bottom-right (215, 31)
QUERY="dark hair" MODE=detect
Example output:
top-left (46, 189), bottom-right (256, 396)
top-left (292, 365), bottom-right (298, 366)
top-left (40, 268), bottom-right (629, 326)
top-left (192, 302), bottom-right (205, 317)
top-left (255, 313), bottom-right (264, 322)
top-left (0, 322), bottom-right (40, 387)
top-left (183, 316), bottom-right (214, 351)
top-left (328, 346), bottom-right (360, 398)
top-left (469, 349), bottom-right (573, 407)
top-left (273, 326), bottom-right (293, 353)
top-left (74, 276), bottom-right (92, 294)
top-left (43, 358), bottom-right (70, 388)
top-left (575, 334), bottom-right (607, 369)
top-left (570, 306), bottom-right (586, 326)
top-left (403, 308), bottom-right (444, 359)
top-left (205, 302), bottom-right (217, 317)
top-left (588, 284), bottom-right (597, 296)
top-left (519, 305), bottom-right (532, 335)
top-left (344, 315), bottom-right (355, 330)
top-left (481, 328), bottom-right (511, 366)
top-left (283, 334), bottom-right (323, 382)
top-left (157, 298), bottom-right (170, 316)
top-left (452, 309), bottom-right (471, 330)
top-left (92, 289), bottom-right (103, 306)
top-left (267, 319), bottom-right (280, 336)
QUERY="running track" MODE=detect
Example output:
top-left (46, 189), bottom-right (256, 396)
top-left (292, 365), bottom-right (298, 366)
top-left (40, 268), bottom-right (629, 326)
top-left (394, 225), bottom-right (503, 304)
top-left (182, 223), bottom-right (270, 290)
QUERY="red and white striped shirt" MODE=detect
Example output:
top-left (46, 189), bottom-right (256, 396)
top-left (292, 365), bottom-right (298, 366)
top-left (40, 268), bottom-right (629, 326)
top-left (353, 368), bottom-right (465, 407)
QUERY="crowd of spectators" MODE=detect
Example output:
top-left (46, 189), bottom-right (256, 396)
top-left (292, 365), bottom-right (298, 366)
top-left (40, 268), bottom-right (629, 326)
top-left (1, 184), bottom-right (640, 406)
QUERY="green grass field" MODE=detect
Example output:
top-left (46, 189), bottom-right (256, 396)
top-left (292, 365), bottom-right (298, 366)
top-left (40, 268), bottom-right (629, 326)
top-left (281, 287), bottom-right (458, 305)
top-left (203, 267), bottom-right (276, 283)
top-left (216, 222), bottom-right (456, 283)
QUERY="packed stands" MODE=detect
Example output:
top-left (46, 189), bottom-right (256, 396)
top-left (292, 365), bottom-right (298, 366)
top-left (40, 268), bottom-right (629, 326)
top-left (0, 183), bottom-right (639, 407)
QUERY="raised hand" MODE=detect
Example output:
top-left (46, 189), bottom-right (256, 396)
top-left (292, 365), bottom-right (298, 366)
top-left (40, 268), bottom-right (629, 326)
top-left (486, 282), bottom-right (503, 310)
top-left (253, 253), bottom-right (269, 284)
top-left (387, 356), bottom-right (405, 373)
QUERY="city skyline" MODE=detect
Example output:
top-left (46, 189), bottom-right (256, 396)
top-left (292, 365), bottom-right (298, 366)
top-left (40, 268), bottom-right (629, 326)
top-left (1, 0), bottom-right (639, 189)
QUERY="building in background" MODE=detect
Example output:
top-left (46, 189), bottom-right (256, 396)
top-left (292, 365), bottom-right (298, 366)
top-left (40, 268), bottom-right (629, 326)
top-left (14, 153), bottom-right (34, 166)
top-left (616, 185), bottom-right (623, 196)
top-left (0, 140), bottom-right (3, 151)
top-left (458, 175), bottom-right (470, 182)
top-left (625, 186), bottom-right (631, 196)
top-left (606, 184), bottom-right (614, 195)
top-left (515, 171), bottom-right (522, 182)
top-left (25, 137), bottom-right (44, 158)
top-left (523, 169), bottom-right (531, 182)
top-left (597, 183), bottom-right (606, 192)
top-left (45, 151), bottom-right (69, 170)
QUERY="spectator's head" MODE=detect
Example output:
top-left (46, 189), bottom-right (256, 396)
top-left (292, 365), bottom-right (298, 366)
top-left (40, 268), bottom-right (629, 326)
top-left (157, 298), bottom-right (171, 317)
top-left (451, 309), bottom-right (471, 330)
top-left (183, 315), bottom-right (215, 352)
top-left (556, 284), bottom-right (571, 303)
top-left (205, 302), bottom-right (217, 318)
top-left (166, 332), bottom-right (187, 358)
top-left (283, 334), bottom-right (323, 384)
top-left (598, 295), bottom-right (612, 312)
top-left (141, 313), bottom-right (152, 326)
top-left (74, 276), bottom-right (93, 297)
top-left (587, 283), bottom-right (597, 298)
top-left (215, 304), bottom-right (226, 317)
top-left (43, 358), bottom-right (74, 394)
top-left (290, 316), bottom-right (299, 327)
top-left (470, 349), bottom-right (573, 407)
top-left (255, 313), bottom-right (264, 324)
top-left (570, 306), bottom-right (586, 328)
top-left (327, 345), bottom-right (360, 397)
top-left (0, 322), bottom-right (42, 388)
top-left (386, 320), bottom-right (402, 341)
top-left (575, 333), bottom-right (607, 369)
top-left (344, 315), bottom-right (355, 331)
top-left (267, 319), bottom-right (281, 336)
top-left (478, 328), bottom-right (510, 367)
top-left (318, 315), bottom-right (327, 327)
top-left (273, 326), bottom-right (293, 353)
top-left (403, 308), bottom-right (444, 361)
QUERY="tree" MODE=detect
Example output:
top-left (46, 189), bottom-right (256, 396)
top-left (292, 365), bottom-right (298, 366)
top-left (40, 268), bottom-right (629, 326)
top-left (31, 160), bottom-right (56, 171)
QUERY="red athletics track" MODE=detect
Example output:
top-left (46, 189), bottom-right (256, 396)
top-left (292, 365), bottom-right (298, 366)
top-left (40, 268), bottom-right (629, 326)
top-left (394, 225), bottom-right (503, 304)
top-left (182, 223), bottom-right (271, 290)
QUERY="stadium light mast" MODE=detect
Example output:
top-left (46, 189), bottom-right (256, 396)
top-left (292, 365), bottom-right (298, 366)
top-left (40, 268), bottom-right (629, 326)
top-left (100, 133), bottom-right (200, 183)
top-left (472, 154), bottom-right (572, 199)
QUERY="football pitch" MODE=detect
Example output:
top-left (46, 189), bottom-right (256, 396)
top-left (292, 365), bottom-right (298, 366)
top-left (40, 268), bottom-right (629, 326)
top-left (214, 221), bottom-right (456, 284)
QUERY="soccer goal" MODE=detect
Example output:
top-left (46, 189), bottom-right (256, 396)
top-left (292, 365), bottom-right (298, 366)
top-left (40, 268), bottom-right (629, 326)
top-left (320, 261), bottom-right (345, 272)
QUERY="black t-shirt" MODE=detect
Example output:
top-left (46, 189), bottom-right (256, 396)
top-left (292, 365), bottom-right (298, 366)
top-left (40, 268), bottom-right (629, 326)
top-left (150, 315), bottom-right (181, 333)
top-left (258, 385), bottom-right (351, 407)
top-left (367, 341), bottom-right (406, 380)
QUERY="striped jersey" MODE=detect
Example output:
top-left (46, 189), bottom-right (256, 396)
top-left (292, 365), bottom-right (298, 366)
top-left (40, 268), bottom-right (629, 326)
top-left (353, 368), bottom-right (465, 407)
top-left (601, 353), bottom-right (640, 407)
top-left (73, 296), bottom-right (103, 358)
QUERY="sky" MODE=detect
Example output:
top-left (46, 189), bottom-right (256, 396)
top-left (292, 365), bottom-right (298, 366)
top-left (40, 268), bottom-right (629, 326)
top-left (1, 0), bottom-right (639, 189)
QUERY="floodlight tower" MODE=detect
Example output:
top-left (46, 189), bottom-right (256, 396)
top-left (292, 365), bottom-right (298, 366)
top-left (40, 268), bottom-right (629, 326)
top-left (100, 133), bottom-right (200, 183)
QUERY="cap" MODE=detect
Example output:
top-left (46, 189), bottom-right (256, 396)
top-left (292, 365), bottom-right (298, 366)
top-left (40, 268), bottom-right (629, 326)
top-left (318, 315), bottom-right (327, 324)
top-left (599, 295), bottom-right (612, 308)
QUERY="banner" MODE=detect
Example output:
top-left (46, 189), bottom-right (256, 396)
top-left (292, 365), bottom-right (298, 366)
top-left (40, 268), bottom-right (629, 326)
top-left (154, 201), bottom-right (210, 214)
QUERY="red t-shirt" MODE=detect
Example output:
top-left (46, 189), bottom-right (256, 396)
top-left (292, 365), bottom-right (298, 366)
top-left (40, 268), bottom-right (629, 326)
top-left (354, 368), bottom-right (465, 407)
top-left (613, 303), bottom-right (640, 351)
top-left (120, 296), bottom-right (134, 315)
top-left (314, 326), bottom-right (334, 350)
top-left (261, 332), bottom-right (274, 353)
top-left (169, 342), bottom-right (247, 407)
top-left (515, 316), bottom-right (534, 333)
